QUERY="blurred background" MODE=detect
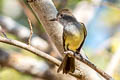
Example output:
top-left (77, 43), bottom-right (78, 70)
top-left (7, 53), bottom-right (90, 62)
top-left (0, 0), bottom-right (120, 80)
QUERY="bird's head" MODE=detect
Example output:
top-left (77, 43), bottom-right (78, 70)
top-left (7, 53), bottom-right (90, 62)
top-left (50, 9), bottom-right (76, 25)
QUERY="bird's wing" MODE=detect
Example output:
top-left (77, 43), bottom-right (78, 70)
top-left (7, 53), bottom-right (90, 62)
top-left (76, 22), bottom-right (87, 53)
top-left (80, 22), bottom-right (87, 37)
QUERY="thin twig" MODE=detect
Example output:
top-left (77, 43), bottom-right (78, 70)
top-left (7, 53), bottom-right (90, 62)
top-left (27, 18), bottom-right (33, 45)
top-left (64, 51), bottom-right (114, 80)
top-left (75, 54), bottom-right (113, 80)
top-left (0, 16), bottom-right (49, 52)
top-left (0, 25), bottom-right (8, 39)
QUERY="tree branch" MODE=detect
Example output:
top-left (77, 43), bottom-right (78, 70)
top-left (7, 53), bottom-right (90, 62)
top-left (0, 36), bottom-right (60, 66)
top-left (0, 48), bottom-right (75, 80)
top-left (27, 0), bottom-right (103, 80)
top-left (0, 48), bottom-right (49, 78)
top-left (0, 36), bottom-right (76, 80)
top-left (64, 51), bottom-right (113, 80)
top-left (27, 18), bottom-right (33, 45)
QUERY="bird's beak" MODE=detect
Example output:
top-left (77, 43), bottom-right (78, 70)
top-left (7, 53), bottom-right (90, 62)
top-left (49, 18), bottom-right (58, 21)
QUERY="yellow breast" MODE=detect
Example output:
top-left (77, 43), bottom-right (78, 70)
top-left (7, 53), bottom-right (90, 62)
top-left (64, 31), bottom-right (84, 52)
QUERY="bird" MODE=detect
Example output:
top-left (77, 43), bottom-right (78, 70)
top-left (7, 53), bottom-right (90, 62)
top-left (50, 9), bottom-right (87, 74)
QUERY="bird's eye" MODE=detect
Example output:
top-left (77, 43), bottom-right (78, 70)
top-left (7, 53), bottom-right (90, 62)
top-left (60, 14), bottom-right (63, 17)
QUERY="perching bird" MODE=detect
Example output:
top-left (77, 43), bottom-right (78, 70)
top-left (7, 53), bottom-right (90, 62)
top-left (50, 9), bottom-right (87, 74)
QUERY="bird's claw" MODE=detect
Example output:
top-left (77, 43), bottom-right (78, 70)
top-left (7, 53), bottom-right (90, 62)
top-left (64, 50), bottom-right (75, 57)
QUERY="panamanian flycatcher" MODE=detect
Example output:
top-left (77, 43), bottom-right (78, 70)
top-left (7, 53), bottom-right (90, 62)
top-left (50, 9), bottom-right (87, 74)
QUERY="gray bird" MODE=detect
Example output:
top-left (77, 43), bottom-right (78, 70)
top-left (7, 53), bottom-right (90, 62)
top-left (50, 9), bottom-right (87, 74)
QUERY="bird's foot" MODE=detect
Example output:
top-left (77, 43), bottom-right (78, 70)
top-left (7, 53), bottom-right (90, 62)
top-left (64, 50), bottom-right (75, 57)
top-left (64, 50), bottom-right (85, 60)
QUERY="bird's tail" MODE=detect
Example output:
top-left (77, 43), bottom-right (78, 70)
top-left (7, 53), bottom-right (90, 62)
top-left (57, 54), bottom-right (75, 74)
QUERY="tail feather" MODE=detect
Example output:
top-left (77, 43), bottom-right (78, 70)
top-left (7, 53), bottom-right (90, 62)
top-left (69, 57), bottom-right (75, 73)
top-left (57, 54), bottom-right (75, 74)
top-left (57, 54), bottom-right (68, 73)
top-left (63, 56), bottom-right (71, 74)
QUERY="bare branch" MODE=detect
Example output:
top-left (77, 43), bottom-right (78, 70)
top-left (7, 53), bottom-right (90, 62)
top-left (0, 36), bottom-right (60, 66)
top-left (0, 25), bottom-right (8, 38)
top-left (0, 49), bottom-right (49, 77)
top-left (64, 51), bottom-right (113, 80)
top-left (27, 0), bottom-right (103, 80)
top-left (27, 18), bottom-right (33, 45)
top-left (0, 49), bottom-right (74, 80)
top-left (0, 36), bottom-right (75, 80)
